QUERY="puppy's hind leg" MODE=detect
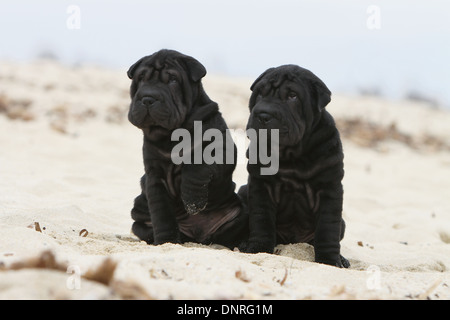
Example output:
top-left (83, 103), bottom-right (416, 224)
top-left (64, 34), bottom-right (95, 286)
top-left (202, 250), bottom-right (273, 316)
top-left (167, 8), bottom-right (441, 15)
top-left (132, 221), bottom-right (154, 244)
top-left (210, 204), bottom-right (249, 249)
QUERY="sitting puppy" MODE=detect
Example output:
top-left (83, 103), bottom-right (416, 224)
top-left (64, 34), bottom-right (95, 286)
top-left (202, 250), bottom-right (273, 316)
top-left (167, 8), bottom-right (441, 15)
top-left (238, 65), bottom-right (350, 268)
top-left (127, 49), bottom-right (247, 248)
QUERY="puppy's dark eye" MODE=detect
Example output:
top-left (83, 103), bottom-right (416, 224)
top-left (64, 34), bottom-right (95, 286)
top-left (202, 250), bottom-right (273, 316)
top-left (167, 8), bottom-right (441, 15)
top-left (168, 74), bottom-right (178, 84)
top-left (288, 91), bottom-right (297, 100)
top-left (137, 73), bottom-right (145, 82)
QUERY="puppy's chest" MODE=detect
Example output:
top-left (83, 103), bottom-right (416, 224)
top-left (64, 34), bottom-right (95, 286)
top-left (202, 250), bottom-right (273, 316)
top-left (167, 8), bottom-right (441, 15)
top-left (160, 163), bottom-right (182, 199)
top-left (266, 165), bottom-right (322, 214)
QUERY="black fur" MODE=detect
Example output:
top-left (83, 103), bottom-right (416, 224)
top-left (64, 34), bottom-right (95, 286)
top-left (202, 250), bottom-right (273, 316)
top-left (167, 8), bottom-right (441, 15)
top-left (128, 49), bottom-right (247, 248)
top-left (238, 65), bottom-right (350, 268)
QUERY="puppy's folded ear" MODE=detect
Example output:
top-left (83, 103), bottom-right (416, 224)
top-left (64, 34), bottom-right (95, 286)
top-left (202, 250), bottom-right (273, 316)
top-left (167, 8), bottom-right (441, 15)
top-left (312, 79), bottom-right (331, 112)
top-left (250, 67), bottom-right (275, 91)
top-left (180, 55), bottom-right (207, 82)
top-left (249, 68), bottom-right (276, 111)
top-left (127, 56), bottom-right (148, 79)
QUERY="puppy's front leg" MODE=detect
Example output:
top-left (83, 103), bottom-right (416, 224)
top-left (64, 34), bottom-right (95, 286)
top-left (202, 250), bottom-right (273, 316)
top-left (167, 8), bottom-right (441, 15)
top-left (313, 184), bottom-right (348, 268)
top-left (145, 173), bottom-right (180, 244)
top-left (181, 164), bottom-right (213, 215)
top-left (240, 175), bottom-right (277, 253)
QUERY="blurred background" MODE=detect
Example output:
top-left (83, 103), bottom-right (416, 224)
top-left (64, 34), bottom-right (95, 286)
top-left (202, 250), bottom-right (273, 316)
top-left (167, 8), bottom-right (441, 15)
top-left (1, 0), bottom-right (449, 108)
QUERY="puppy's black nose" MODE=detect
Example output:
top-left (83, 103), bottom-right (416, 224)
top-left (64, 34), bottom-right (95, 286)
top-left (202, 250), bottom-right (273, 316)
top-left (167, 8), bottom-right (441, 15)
top-left (256, 112), bottom-right (272, 124)
top-left (142, 96), bottom-right (157, 107)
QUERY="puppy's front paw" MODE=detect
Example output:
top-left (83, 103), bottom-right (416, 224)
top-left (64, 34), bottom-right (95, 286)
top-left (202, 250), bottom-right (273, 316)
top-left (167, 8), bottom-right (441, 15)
top-left (153, 231), bottom-right (181, 245)
top-left (238, 240), bottom-right (275, 254)
top-left (183, 198), bottom-right (208, 215)
top-left (339, 254), bottom-right (351, 268)
top-left (315, 254), bottom-right (350, 268)
top-left (181, 182), bottom-right (208, 215)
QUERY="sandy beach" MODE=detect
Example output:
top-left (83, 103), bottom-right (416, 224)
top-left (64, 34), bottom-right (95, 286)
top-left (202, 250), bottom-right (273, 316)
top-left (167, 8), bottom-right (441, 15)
top-left (0, 60), bottom-right (449, 300)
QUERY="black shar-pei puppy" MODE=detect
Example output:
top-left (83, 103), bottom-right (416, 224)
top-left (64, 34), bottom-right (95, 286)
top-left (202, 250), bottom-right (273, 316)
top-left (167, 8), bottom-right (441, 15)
top-left (127, 49), bottom-right (247, 248)
top-left (238, 65), bottom-right (350, 268)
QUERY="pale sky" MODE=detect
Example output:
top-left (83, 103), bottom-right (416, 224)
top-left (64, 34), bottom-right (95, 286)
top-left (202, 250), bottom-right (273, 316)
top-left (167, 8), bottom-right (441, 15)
top-left (1, 0), bottom-right (449, 107)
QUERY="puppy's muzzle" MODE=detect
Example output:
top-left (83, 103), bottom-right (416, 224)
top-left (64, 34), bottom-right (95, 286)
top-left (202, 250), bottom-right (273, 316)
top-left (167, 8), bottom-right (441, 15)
top-left (255, 112), bottom-right (273, 125)
top-left (140, 93), bottom-right (162, 108)
top-left (142, 96), bottom-right (157, 107)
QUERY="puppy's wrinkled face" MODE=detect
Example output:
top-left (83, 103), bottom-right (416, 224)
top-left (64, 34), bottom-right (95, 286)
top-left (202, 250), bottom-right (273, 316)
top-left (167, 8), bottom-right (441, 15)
top-left (248, 65), bottom-right (331, 146)
top-left (127, 49), bottom-right (206, 137)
